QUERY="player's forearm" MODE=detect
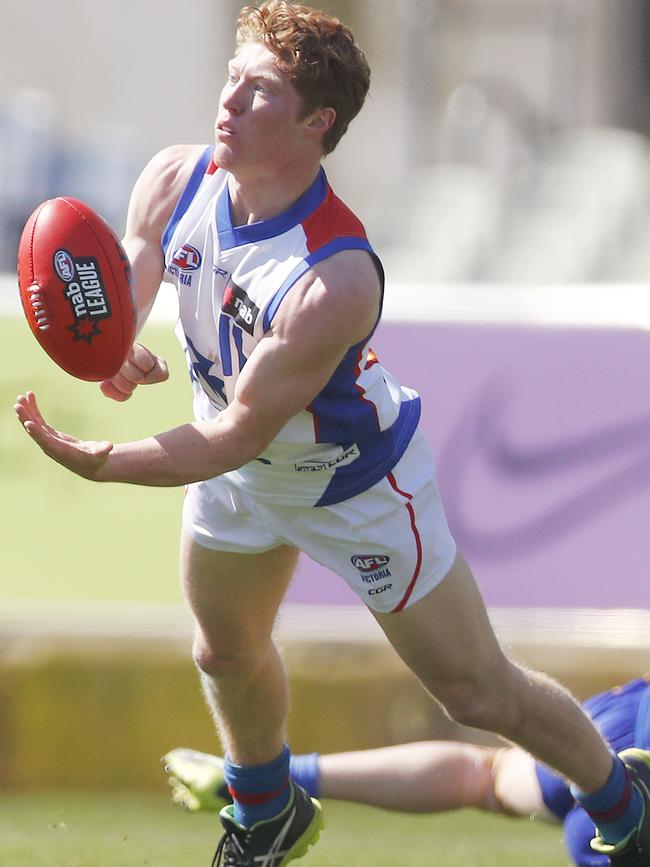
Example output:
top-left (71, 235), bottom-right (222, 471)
top-left (98, 417), bottom-right (266, 486)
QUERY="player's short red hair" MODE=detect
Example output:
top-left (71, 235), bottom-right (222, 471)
top-left (236, 1), bottom-right (370, 154)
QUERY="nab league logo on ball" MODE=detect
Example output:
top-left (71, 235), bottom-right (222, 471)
top-left (53, 248), bottom-right (111, 344)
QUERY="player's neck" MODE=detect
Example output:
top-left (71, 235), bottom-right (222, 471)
top-left (227, 160), bottom-right (322, 226)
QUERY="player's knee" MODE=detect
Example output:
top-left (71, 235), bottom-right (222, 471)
top-left (438, 679), bottom-right (505, 730)
top-left (192, 636), bottom-right (267, 680)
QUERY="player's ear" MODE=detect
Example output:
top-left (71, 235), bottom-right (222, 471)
top-left (305, 107), bottom-right (336, 136)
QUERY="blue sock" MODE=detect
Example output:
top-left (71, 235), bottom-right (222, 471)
top-left (289, 753), bottom-right (320, 798)
top-left (571, 756), bottom-right (644, 845)
top-left (224, 745), bottom-right (291, 829)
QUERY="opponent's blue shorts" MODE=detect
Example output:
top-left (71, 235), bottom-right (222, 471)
top-left (533, 676), bottom-right (650, 866)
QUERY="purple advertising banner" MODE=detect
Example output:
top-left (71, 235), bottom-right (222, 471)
top-left (285, 322), bottom-right (650, 609)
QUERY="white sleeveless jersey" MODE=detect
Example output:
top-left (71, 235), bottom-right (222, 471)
top-left (161, 145), bottom-right (421, 506)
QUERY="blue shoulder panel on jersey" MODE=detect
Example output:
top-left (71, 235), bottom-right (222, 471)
top-left (315, 396), bottom-right (421, 507)
top-left (161, 145), bottom-right (214, 253)
top-left (217, 167), bottom-right (328, 250)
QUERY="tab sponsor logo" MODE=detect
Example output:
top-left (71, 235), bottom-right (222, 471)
top-left (222, 279), bottom-right (259, 335)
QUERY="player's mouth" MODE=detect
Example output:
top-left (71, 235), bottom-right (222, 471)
top-left (216, 122), bottom-right (236, 138)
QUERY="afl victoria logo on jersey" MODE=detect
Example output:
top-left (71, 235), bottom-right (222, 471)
top-left (171, 244), bottom-right (202, 271)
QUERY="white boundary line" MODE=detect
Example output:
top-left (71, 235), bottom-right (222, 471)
top-left (1, 599), bottom-right (649, 650)
top-left (4, 274), bottom-right (650, 330)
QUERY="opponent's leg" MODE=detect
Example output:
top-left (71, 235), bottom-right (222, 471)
top-left (164, 741), bottom-right (517, 815)
top-left (317, 741), bottom-right (503, 813)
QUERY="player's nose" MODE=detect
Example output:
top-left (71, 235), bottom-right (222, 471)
top-left (221, 85), bottom-right (244, 115)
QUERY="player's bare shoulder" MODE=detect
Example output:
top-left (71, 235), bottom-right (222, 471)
top-left (275, 248), bottom-right (382, 349)
top-left (125, 144), bottom-right (208, 245)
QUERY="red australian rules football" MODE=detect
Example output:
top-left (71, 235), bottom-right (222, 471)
top-left (17, 197), bottom-right (136, 381)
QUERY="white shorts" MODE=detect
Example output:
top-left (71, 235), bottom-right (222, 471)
top-left (182, 428), bottom-right (457, 614)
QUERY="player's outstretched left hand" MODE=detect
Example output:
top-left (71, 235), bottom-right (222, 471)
top-left (14, 391), bottom-right (113, 480)
top-left (99, 342), bottom-right (169, 402)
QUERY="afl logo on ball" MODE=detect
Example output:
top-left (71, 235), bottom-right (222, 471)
top-left (53, 249), bottom-right (75, 282)
top-left (171, 244), bottom-right (202, 271)
top-left (351, 554), bottom-right (391, 573)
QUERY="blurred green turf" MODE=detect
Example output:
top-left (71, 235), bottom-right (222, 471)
top-left (1, 315), bottom-right (191, 603)
top-left (0, 792), bottom-right (568, 866)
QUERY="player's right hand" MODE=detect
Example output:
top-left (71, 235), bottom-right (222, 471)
top-left (99, 342), bottom-right (168, 401)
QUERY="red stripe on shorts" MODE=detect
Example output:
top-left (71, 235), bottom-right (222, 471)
top-left (386, 472), bottom-right (423, 613)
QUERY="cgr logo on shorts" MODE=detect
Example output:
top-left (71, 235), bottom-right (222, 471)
top-left (368, 583), bottom-right (392, 595)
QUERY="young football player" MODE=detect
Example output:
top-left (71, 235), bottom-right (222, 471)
top-left (15, 2), bottom-right (650, 864)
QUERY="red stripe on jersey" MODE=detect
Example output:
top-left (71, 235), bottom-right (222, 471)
top-left (206, 155), bottom-right (218, 175)
top-left (306, 402), bottom-right (320, 440)
top-left (364, 348), bottom-right (379, 369)
top-left (301, 185), bottom-right (367, 254)
top-left (387, 472), bottom-right (423, 613)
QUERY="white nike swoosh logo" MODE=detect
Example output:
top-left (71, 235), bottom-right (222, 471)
top-left (437, 378), bottom-right (650, 558)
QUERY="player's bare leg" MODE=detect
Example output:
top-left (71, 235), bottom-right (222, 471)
top-left (180, 529), bottom-right (298, 765)
top-left (372, 551), bottom-right (614, 796)
top-left (180, 530), bottom-right (323, 863)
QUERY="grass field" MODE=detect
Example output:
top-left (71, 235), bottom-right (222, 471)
top-left (1, 314), bottom-right (189, 603)
top-left (1, 791), bottom-right (567, 866)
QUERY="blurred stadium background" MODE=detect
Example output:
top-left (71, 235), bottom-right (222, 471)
top-left (1, 0), bottom-right (650, 862)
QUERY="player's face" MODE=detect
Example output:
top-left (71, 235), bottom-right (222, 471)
top-left (215, 42), bottom-right (309, 172)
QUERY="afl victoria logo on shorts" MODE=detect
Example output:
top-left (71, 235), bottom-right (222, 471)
top-left (351, 554), bottom-right (391, 572)
top-left (351, 554), bottom-right (393, 585)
